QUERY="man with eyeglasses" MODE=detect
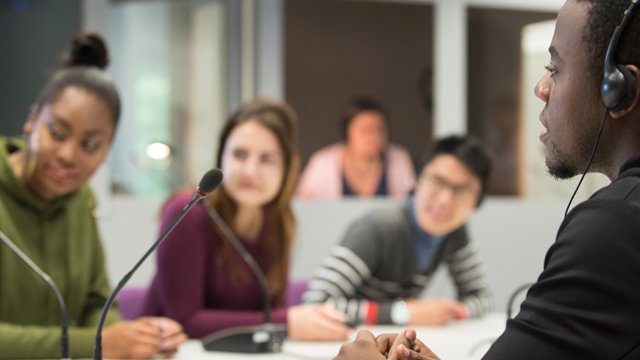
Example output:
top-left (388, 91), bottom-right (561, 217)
top-left (303, 135), bottom-right (492, 327)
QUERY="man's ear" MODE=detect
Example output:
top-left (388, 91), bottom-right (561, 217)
top-left (23, 105), bottom-right (39, 134)
top-left (608, 64), bottom-right (640, 119)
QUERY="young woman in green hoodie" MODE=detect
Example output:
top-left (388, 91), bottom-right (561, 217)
top-left (0, 32), bottom-right (186, 359)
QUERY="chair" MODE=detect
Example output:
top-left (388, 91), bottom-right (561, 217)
top-left (285, 279), bottom-right (309, 307)
top-left (116, 286), bottom-right (148, 320)
top-left (116, 281), bottom-right (306, 320)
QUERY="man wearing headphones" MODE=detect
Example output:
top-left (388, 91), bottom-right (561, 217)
top-left (334, 0), bottom-right (640, 359)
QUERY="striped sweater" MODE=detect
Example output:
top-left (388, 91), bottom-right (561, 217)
top-left (302, 204), bottom-right (492, 324)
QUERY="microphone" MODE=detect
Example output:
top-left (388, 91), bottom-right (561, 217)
top-left (467, 282), bottom-right (534, 358)
top-left (0, 229), bottom-right (70, 360)
top-left (92, 168), bottom-right (223, 360)
top-left (506, 282), bottom-right (534, 320)
top-left (201, 205), bottom-right (286, 353)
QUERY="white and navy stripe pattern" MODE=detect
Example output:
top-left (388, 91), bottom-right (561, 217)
top-left (302, 206), bottom-right (492, 324)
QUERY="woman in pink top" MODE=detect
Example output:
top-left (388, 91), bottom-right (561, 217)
top-left (296, 97), bottom-right (416, 199)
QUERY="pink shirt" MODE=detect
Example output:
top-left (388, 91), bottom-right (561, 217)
top-left (296, 143), bottom-right (416, 199)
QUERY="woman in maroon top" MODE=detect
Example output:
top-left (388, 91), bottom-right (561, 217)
top-left (143, 98), bottom-right (349, 341)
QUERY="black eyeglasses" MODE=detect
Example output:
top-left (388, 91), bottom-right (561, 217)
top-left (421, 173), bottom-right (479, 204)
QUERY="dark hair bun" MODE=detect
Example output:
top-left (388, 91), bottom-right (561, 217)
top-left (62, 32), bottom-right (109, 69)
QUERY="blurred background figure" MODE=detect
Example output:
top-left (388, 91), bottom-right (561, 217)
top-left (303, 135), bottom-right (493, 327)
top-left (296, 97), bottom-right (416, 199)
top-left (142, 98), bottom-right (349, 341)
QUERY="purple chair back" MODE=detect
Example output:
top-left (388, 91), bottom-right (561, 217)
top-left (116, 287), bottom-right (148, 320)
top-left (285, 279), bottom-right (309, 307)
top-left (117, 280), bottom-right (307, 319)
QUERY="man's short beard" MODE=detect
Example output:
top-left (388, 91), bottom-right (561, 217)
top-left (545, 158), bottom-right (579, 180)
top-left (544, 141), bottom-right (584, 180)
top-left (544, 127), bottom-right (601, 180)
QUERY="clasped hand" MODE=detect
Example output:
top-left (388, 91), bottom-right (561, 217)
top-left (102, 317), bottom-right (187, 359)
top-left (334, 329), bottom-right (440, 360)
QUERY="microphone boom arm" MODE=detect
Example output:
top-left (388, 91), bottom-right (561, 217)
top-left (92, 168), bottom-right (222, 360)
top-left (0, 230), bottom-right (70, 360)
top-left (205, 205), bottom-right (272, 324)
top-left (200, 205), bottom-right (285, 354)
top-left (92, 191), bottom-right (207, 360)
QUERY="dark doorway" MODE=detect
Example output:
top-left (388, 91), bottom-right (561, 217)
top-left (285, 0), bottom-right (434, 171)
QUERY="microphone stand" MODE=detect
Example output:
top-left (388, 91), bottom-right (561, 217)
top-left (201, 205), bottom-right (286, 353)
top-left (506, 282), bottom-right (534, 320)
top-left (0, 230), bottom-right (70, 360)
top-left (92, 189), bottom-right (210, 360)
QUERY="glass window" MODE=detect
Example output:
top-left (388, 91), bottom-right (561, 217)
top-left (107, 0), bottom-right (227, 198)
top-left (466, 7), bottom-right (556, 196)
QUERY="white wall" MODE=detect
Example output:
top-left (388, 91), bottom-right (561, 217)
top-left (99, 196), bottom-right (565, 312)
top-left (293, 198), bottom-right (562, 311)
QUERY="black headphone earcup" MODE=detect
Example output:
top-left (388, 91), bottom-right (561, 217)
top-left (602, 64), bottom-right (637, 112)
top-left (600, 1), bottom-right (639, 112)
top-left (617, 65), bottom-right (637, 111)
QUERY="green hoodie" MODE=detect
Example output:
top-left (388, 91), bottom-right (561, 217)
top-left (0, 136), bottom-right (121, 359)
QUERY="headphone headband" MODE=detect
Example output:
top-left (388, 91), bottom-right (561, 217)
top-left (601, 0), bottom-right (638, 111)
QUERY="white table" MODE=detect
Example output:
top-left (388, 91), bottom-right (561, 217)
top-left (173, 312), bottom-right (506, 360)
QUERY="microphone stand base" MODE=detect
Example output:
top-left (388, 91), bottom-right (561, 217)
top-left (201, 323), bottom-right (286, 353)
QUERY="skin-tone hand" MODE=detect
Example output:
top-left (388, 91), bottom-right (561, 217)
top-left (406, 298), bottom-right (468, 326)
top-left (145, 317), bottom-right (188, 357)
top-left (333, 329), bottom-right (439, 360)
top-left (379, 329), bottom-right (440, 360)
top-left (101, 317), bottom-right (187, 359)
top-left (288, 303), bottom-right (350, 341)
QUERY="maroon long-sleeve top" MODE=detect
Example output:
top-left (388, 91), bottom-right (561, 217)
top-left (142, 194), bottom-right (288, 338)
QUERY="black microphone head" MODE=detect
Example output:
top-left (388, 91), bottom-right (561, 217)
top-left (199, 168), bottom-right (224, 194)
